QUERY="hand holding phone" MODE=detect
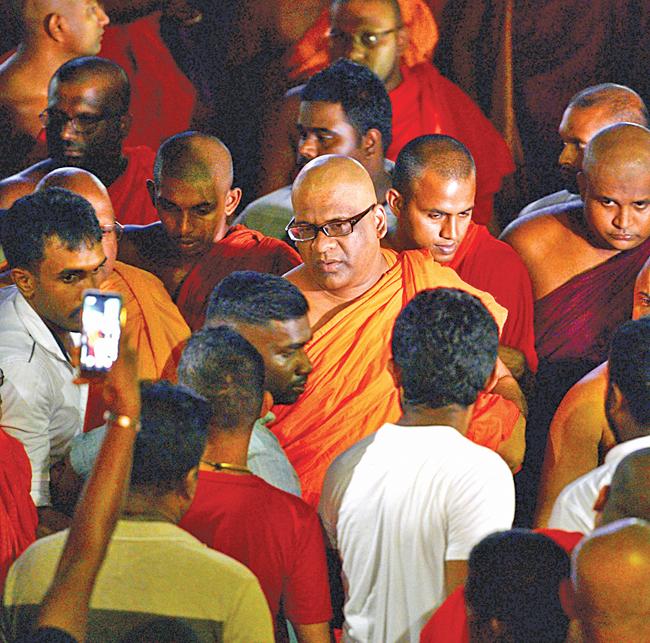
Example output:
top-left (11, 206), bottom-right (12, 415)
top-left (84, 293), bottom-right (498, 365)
top-left (80, 290), bottom-right (123, 373)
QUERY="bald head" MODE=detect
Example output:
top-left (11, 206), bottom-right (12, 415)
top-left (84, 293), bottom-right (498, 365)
top-left (36, 167), bottom-right (117, 276)
top-left (331, 0), bottom-right (403, 23)
top-left (571, 519), bottom-right (650, 640)
top-left (601, 449), bottom-right (650, 525)
top-left (583, 123), bottom-right (650, 177)
top-left (568, 84), bottom-right (648, 128)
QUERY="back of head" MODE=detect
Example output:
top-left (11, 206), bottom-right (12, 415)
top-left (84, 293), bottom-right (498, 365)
top-left (130, 381), bottom-right (212, 495)
top-left (177, 326), bottom-right (265, 431)
top-left (572, 519), bottom-right (650, 640)
top-left (205, 271), bottom-right (308, 327)
top-left (568, 83), bottom-right (648, 128)
top-left (392, 288), bottom-right (498, 408)
top-left (392, 134), bottom-right (475, 199)
top-left (602, 448), bottom-right (650, 525)
top-left (608, 317), bottom-right (650, 428)
top-left (51, 56), bottom-right (130, 116)
top-left (302, 58), bottom-right (392, 153)
top-left (153, 130), bottom-right (233, 187)
top-left (466, 529), bottom-right (570, 643)
top-left (582, 122), bottom-right (650, 179)
top-left (0, 187), bottom-right (101, 270)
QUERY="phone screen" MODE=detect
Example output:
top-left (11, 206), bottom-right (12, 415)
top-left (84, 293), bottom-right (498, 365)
top-left (80, 290), bottom-right (123, 372)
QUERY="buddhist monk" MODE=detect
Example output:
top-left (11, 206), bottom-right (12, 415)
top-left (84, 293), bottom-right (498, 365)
top-left (0, 56), bottom-right (158, 225)
top-left (0, 0), bottom-right (109, 179)
top-left (502, 123), bottom-right (650, 524)
top-left (118, 131), bottom-right (302, 330)
top-left (519, 84), bottom-right (648, 218)
top-left (259, 0), bottom-right (514, 226)
top-left (385, 134), bottom-right (537, 383)
top-left (271, 154), bottom-right (526, 508)
top-left (535, 256), bottom-right (650, 527)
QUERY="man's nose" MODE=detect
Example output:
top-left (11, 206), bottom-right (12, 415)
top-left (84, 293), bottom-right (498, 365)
top-left (298, 134), bottom-right (319, 161)
top-left (441, 216), bottom-right (458, 240)
top-left (613, 206), bottom-right (631, 230)
top-left (559, 143), bottom-right (579, 170)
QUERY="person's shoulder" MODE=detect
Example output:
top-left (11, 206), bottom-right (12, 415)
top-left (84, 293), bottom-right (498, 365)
top-left (518, 190), bottom-right (580, 218)
top-left (500, 209), bottom-right (567, 257)
top-left (472, 225), bottom-right (528, 266)
top-left (0, 160), bottom-right (50, 207)
top-left (111, 260), bottom-right (166, 292)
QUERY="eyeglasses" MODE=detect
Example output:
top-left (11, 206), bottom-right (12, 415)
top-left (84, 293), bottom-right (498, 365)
top-left (286, 204), bottom-right (376, 242)
top-left (39, 108), bottom-right (122, 134)
top-left (101, 221), bottom-right (124, 241)
top-left (327, 26), bottom-right (403, 50)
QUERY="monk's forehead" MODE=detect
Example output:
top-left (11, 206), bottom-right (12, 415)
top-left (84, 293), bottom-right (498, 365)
top-left (331, 0), bottom-right (401, 23)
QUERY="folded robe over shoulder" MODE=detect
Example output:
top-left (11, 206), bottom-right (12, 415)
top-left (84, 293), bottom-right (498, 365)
top-left (448, 222), bottom-right (538, 372)
top-left (175, 225), bottom-right (302, 331)
top-left (270, 248), bottom-right (521, 508)
top-left (0, 429), bottom-right (37, 585)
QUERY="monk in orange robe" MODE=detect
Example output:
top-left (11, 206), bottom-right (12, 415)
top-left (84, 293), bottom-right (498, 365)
top-left (534, 256), bottom-right (650, 527)
top-left (0, 57), bottom-right (158, 226)
top-left (35, 168), bottom-right (190, 430)
top-left (260, 0), bottom-right (513, 226)
top-left (0, 428), bottom-right (38, 585)
top-left (384, 134), bottom-right (537, 383)
top-left (271, 155), bottom-right (525, 508)
top-left (118, 131), bottom-right (301, 331)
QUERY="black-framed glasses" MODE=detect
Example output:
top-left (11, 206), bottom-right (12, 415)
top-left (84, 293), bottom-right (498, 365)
top-left (101, 221), bottom-right (124, 241)
top-left (327, 27), bottom-right (403, 50)
top-left (39, 108), bottom-right (122, 134)
top-left (286, 203), bottom-right (376, 242)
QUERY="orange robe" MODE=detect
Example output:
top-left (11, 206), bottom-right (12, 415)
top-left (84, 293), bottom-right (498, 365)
top-left (448, 222), bottom-right (537, 371)
top-left (107, 146), bottom-right (159, 226)
top-left (84, 261), bottom-right (191, 430)
top-left (0, 429), bottom-right (37, 585)
top-left (175, 225), bottom-right (302, 330)
top-left (100, 14), bottom-right (196, 151)
top-left (271, 249), bottom-right (521, 508)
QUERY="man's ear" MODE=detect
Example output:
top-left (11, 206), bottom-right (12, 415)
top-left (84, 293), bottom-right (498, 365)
top-left (387, 357), bottom-right (402, 389)
top-left (118, 113), bottom-right (132, 141)
top-left (608, 382), bottom-right (625, 416)
top-left (181, 465), bottom-right (199, 503)
top-left (224, 187), bottom-right (243, 221)
top-left (386, 188), bottom-right (403, 217)
top-left (559, 577), bottom-right (579, 619)
top-left (577, 171), bottom-right (587, 200)
top-left (361, 128), bottom-right (383, 159)
top-left (146, 179), bottom-right (156, 207)
top-left (11, 267), bottom-right (37, 299)
top-left (483, 363), bottom-right (500, 393)
top-left (45, 13), bottom-right (65, 44)
top-left (395, 26), bottom-right (409, 58)
top-left (373, 203), bottom-right (388, 239)
top-left (593, 484), bottom-right (610, 514)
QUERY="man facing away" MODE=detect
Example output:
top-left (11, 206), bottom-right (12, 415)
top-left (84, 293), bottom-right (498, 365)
top-left (0, 0), bottom-right (109, 178)
top-left (118, 131), bottom-right (302, 330)
top-left (0, 56), bottom-right (159, 226)
top-left (519, 83), bottom-right (648, 218)
top-left (271, 154), bottom-right (525, 508)
top-left (2, 381), bottom-right (274, 642)
top-left (385, 134), bottom-right (537, 382)
top-left (319, 288), bottom-right (515, 642)
top-left (178, 327), bottom-right (332, 643)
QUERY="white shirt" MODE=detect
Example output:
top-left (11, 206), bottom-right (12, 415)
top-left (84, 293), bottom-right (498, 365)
top-left (319, 423), bottom-right (515, 643)
top-left (548, 434), bottom-right (650, 533)
top-left (0, 287), bottom-right (87, 506)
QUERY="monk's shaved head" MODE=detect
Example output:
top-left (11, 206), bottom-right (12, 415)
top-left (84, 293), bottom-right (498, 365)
top-left (568, 84), bottom-right (648, 128)
top-left (331, 0), bottom-right (403, 23)
top-left (392, 134), bottom-right (475, 198)
top-left (583, 123), bottom-right (650, 177)
top-left (602, 449), bottom-right (650, 525)
top-left (154, 131), bottom-right (234, 189)
top-left (51, 56), bottom-right (130, 115)
top-left (571, 519), bottom-right (650, 639)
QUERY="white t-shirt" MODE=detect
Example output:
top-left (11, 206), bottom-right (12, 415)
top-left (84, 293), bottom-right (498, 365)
top-left (549, 435), bottom-right (650, 533)
top-left (319, 423), bottom-right (515, 643)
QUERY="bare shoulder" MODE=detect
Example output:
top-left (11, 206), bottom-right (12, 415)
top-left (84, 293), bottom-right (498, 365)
top-left (0, 161), bottom-right (51, 208)
top-left (500, 211), bottom-right (567, 260)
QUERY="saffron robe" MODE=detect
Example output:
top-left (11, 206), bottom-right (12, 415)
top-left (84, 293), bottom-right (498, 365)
top-left (0, 429), bottom-right (37, 585)
top-left (175, 225), bottom-right (302, 331)
top-left (388, 63), bottom-right (515, 225)
top-left (107, 146), bottom-right (158, 226)
top-left (271, 248), bottom-right (520, 508)
top-left (83, 261), bottom-right (191, 431)
top-left (448, 222), bottom-right (537, 372)
top-left (100, 14), bottom-right (196, 151)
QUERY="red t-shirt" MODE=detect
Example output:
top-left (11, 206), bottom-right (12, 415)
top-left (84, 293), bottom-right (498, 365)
top-left (180, 471), bottom-right (332, 634)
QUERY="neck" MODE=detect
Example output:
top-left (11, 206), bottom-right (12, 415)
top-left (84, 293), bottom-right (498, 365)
top-left (12, 41), bottom-right (74, 81)
top-left (80, 155), bottom-right (128, 188)
top-left (396, 402), bottom-right (473, 435)
top-left (121, 492), bottom-right (180, 524)
top-left (37, 313), bottom-right (74, 359)
top-left (200, 425), bottom-right (253, 471)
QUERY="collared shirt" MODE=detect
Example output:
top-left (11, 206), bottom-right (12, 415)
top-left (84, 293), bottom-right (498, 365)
top-left (70, 412), bottom-right (301, 497)
top-left (549, 434), bottom-right (650, 533)
top-left (0, 287), bottom-right (87, 507)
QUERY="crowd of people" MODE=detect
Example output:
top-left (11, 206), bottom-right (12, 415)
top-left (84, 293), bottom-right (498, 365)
top-left (0, 0), bottom-right (649, 642)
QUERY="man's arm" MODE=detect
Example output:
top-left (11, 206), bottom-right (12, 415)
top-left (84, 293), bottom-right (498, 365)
top-left (444, 560), bottom-right (468, 598)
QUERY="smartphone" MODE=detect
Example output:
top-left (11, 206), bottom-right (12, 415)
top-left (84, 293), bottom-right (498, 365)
top-left (80, 290), bottom-right (123, 373)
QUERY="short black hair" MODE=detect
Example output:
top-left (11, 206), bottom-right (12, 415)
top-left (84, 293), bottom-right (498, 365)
top-left (51, 56), bottom-right (131, 115)
top-left (392, 134), bottom-right (475, 199)
top-left (391, 288), bottom-right (498, 408)
top-left (609, 317), bottom-right (650, 426)
top-left (0, 187), bottom-right (102, 270)
top-left (302, 58), bottom-right (393, 153)
top-left (131, 381), bottom-right (212, 494)
top-left (177, 326), bottom-right (265, 430)
top-left (205, 271), bottom-right (308, 327)
top-left (465, 530), bottom-right (571, 643)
